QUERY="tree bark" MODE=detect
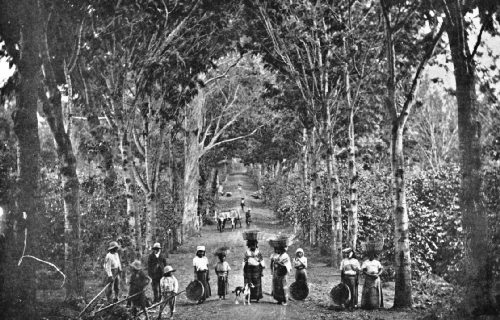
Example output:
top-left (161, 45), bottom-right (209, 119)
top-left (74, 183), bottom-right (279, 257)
top-left (382, 3), bottom-right (412, 307)
top-left (4, 1), bottom-right (41, 316)
top-left (119, 131), bottom-right (141, 255)
top-left (445, 0), bottom-right (496, 315)
top-left (308, 128), bottom-right (318, 246)
top-left (38, 13), bottom-right (83, 300)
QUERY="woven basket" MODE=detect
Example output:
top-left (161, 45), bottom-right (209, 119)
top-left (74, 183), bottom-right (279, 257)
top-left (268, 235), bottom-right (291, 248)
top-left (213, 246), bottom-right (230, 256)
top-left (361, 239), bottom-right (384, 252)
top-left (186, 280), bottom-right (204, 301)
top-left (242, 230), bottom-right (260, 241)
top-left (289, 281), bottom-right (309, 300)
top-left (330, 283), bottom-right (350, 306)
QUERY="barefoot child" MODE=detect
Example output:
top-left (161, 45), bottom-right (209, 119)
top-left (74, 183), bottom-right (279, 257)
top-left (215, 252), bottom-right (231, 300)
top-left (158, 266), bottom-right (178, 320)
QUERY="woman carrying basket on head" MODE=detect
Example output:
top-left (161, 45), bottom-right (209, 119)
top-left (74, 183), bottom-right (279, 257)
top-left (193, 246), bottom-right (211, 304)
top-left (271, 244), bottom-right (292, 305)
top-left (243, 236), bottom-right (265, 302)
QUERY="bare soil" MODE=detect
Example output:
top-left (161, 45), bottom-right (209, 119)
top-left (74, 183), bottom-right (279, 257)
top-left (39, 162), bottom-right (425, 320)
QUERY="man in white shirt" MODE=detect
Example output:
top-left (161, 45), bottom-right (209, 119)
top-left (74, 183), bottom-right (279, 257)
top-left (104, 241), bottom-right (122, 303)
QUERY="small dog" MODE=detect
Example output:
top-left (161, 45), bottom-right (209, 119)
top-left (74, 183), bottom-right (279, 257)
top-left (232, 283), bottom-right (255, 305)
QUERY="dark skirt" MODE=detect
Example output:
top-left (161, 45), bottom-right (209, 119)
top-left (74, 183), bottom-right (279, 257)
top-left (217, 274), bottom-right (229, 297)
top-left (196, 270), bottom-right (211, 299)
top-left (295, 268), bottom-right (307, 283)
top-left (361, 275), bottom-right (383, 309)
top-left (244, 265), bottom-right (263, 300)
top-left (342, 274), bottom-right (358, 308)
top-left (272, 270), bottom-right (287, 303)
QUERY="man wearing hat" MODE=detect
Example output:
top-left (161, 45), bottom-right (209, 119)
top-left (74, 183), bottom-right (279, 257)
top-left (129, 260), bottom-right (151, 320)
top-left (148, 242), bottom-right (168, 303)
top-left (159, 266), bottom-right (178, 319)
top-left (104, 240), bottom-right (122, 303)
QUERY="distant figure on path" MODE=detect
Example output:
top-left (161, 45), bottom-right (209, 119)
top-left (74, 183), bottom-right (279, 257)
top-left (215, 252), bottom-right (231, 300)
top-left (148, 242), bottom-right (168, 303)
top-left (243, 239), bottom-right (265, 302)
top-left (340, 247), bottom-right (360, 309)
top-left (361, 251), bottom-right (384, 309)
top-left (193, 246), bottom-right (211, 304)
top-left (159, 265), bottom-right (178, 320)
top-left (129, 260), bottom-right (151, 320)
top-left (271, 245), bottom-right (292, 305)
top-left (104, 241), bottom-right (122, 303)
top-left (240, 197), bottom-right (245, 212)
top-left (294, 248), bottom-right (308, 284)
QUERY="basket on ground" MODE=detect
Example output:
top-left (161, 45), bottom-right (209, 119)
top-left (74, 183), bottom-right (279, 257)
top-left (330, 283), bottom-right (351, 307)
top-left (289, 281), bottom-right (309, 300)
top-left (186, 280), bottom-right (204, 301)
top-left (242, 230), bottom-right (261, 241)
top-left (361, 239), bottom-right (384, 253)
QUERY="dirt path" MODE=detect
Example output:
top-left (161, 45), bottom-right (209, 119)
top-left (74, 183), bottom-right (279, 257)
top-left (152, 161), bottom-right (420, 320)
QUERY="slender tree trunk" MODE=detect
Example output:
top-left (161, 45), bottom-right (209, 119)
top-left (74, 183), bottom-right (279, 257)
top-left (445, 1), bottom-right (496, 314)
top-left (120, 131), bottom-right (140, 255)
top-left (301, 127), bottom-right (308, 188)
top-left (382, 4), bottom-right (412, 307)
top-left (4, 1), bottom-right (41, 316)
top-left (145, 193), bottom-right (157, 248)
top-left (309, 128), bottom-right (318, 246)
top-left (390, 124), bottom-right (412, 307)
top-left (39, 23), bottom-right (83, 300)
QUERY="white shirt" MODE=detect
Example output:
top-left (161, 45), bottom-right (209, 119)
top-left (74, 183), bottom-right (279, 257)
top-left (104, 252), bottom-right (122, 277)
top-left (361, 259), bottom-right (382, 275)
top-left (340, 258), bottom-right (360, 275)
top-left (193, 256), bottom-right (209, 271)
top-left (294, 256), bottom-right (308, 269)
top-left (160, 275), bottom-right (179, 293)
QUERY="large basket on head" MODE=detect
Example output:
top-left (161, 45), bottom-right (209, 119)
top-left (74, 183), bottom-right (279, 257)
top-left (186, 280), bottom-right (204, 302)
top-left (330, 283), bottom-right (351, 307)
top-left (361, 239), bottom-right (384, 253)
top-left (213, 246), bottom-right (230, 256)
top-left (242, 230), bottom-right (260, 241)
top-left (289, 281), bottom-right (309, 300)
top-left (268, 235), bottom-right (291, 248)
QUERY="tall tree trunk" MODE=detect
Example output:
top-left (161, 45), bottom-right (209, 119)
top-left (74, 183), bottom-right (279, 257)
top-left (301, 127), bottom-right (309, 188)
top-left (39, 20), bottom-right (83, 300)
top-left (445, 1), bottom-right (496, 315)
top-left (145, 193), bottom-right (157, 248)
top-left (390, 124), bottom-right (412, 307)
top-left (4, 1), bottom-right (41, 316)
top-left (383, 6), bottom-right (412, 307)
top-left (325, 112), bottom-right (342, 267)
top-left (182, 126), bottom-right (201, 240)
top-left (120, 131), bottom-right (140, 255)
top-left (308, 128), bottom-right (318, 246)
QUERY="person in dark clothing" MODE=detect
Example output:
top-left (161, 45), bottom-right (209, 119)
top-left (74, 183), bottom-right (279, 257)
top-left (148, 242), bottom-right (168, 303)
top-left (129, 260), bottom-right (151, 320)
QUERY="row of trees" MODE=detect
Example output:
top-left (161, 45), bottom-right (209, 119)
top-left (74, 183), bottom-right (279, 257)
top-left (0, 0), bottom-right (498, 318)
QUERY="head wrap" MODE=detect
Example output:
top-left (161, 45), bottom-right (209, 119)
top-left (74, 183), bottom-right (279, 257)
top-left (153, 242), bottom-right (161, 249)
top-left (196, 245), bottom-right (206, 252)
top-left (296, 248), bottom-right (304, 254)
top-left (108, 241), bottom-right (119, 251)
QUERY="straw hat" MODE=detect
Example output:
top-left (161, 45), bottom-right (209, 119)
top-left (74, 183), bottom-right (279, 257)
top-left (196, 245), bottom-right (206, 252)
top-left (130, 260), bottom-right (143, 270)
top-left (108, 241), bottom-right (119, 251)
top-left (153, 242), bottom-right (161, 249)
top-left (163, 265), bottom-right (176, 273)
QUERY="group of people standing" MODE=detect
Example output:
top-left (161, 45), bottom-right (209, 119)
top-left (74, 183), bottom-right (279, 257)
top-left (340, 247), bottom-right (384, 310)
top-left (104, 241), bottom-right (178, 319)
top-left (102, 238), bottom-right (384, 318)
